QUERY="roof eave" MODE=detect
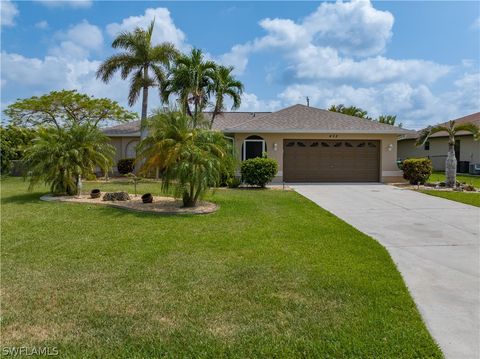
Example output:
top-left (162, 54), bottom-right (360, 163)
top-left (222, 128), bottom-right (411, 135)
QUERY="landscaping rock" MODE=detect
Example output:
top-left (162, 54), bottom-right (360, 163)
top-left (103, 191), bottom-right (130, 201)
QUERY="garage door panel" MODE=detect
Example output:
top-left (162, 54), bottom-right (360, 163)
top-left (283, 140), bottom-right (380, 182)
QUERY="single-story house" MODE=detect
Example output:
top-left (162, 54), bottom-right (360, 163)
top-left (104, 104), bottom-right (413, 183)
top-left (397, 112), bottom-right (480, 172)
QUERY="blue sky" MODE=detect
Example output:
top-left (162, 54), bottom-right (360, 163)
top-left (1, 0), bottom-right (479, 129)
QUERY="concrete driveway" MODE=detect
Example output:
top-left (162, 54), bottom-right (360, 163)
top-left (290, 183), bottom-right (479, 359)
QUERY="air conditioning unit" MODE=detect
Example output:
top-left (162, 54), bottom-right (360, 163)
top-left (469, 163), bottom-right (480, 175)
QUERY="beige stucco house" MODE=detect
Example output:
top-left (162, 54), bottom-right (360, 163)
top-left (398, 112), bottom-right (480, 172)
top-left (104, 104), bottom-right (412, 183)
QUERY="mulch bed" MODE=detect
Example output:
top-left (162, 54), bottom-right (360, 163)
top-left (40, 194), bottom-right (218, 215)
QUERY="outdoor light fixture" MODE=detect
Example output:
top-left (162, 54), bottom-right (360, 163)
top-left (388, 144), bottom-right (393, 151)
top-left (273, 143), bottom-right (278, 151)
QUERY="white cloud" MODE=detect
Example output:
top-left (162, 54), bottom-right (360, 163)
top-left (35, 20), bottom-right (49, 29)
top-left (36, 0), bottom-right (92, 9)
top-left (106, 7), bottom-right (188, 51)
top-left (49, 20), bottom-right (103, 59)
top-left (1, 0), bottom-right (19, 27)
top-left (471, 17), bottom-right (480, 30)
top-left (238, 92), bottom-right (281, 112)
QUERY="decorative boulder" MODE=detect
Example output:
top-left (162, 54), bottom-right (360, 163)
top-left (102, 191), bottom-right (130, 201)
top-left (90, 189), bottom-right (101, 199)
top-left (141, 193), bottom-right (153, 203)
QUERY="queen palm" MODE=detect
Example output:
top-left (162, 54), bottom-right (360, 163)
top-left (416, 120), bottom-right (479, 187)
top-left (328, 104), bottom-right (370, 119)
top-left (161, 48), bottom-right (216, 127)
top-left (96, 20), bottom-right (178, 139)
top-left (209, 65), bottom-right (244, 129)
top-left (137, 110), bottom-right (233, 207)
top-left (24, 125), bottom-right (115, 195)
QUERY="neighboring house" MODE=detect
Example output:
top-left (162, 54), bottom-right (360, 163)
top-left (398, 112), bottom-right (480, 171)
top-left (103, 104), bottom-right (412, 183)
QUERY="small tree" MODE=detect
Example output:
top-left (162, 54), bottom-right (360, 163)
top-left (4, 90), bottom-right (137, 130)
top-left (125, 172), bottom-right (142, 197)
top-left (23, 125), bottom-right (115, 195)
top-left (416, 121), bottom-right (479, 187)
top-left (137, 111), bottom-right (233, 207)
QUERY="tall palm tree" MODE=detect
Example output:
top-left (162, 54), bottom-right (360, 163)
top-left (96, 19), bottom-right (178, 139)
top-left (137, 110), bottom-right (233, 207)
top-left (209, 65), bottom-right (244, 129)
top-left (416, 120), bottom-right (479, 187)
top-left (23, 125), bottom-right (115, 195)
top-left (161, 48), bottom-right (216, 127)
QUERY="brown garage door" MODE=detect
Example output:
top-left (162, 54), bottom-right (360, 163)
top-left (283, 140), bottom-right (380, 182)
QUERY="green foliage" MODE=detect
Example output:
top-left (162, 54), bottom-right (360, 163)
top-left (4, 90), bottom-right (136, 129)
top-left (226, 176), bottom-right (241, 188)
top-left (402, 158), bottom-right (433, 185)
top-left (209, 65), bottom-right (244, 128)
top-left (23, 125), bottom-right (115, 195)
top-left (328, 104), bottom-right (371, 119)
top-left (241, 157), bottom-right (278, 187)
top-left (117, 158), bottom-right (135, 175)
top-left (161, 48), bottom-right (217, 125)
top-left (377, 114), bottom-right (400, 127)
top-left (137, 111), bottom-right (233, 207)
top-left (0, 125), bottom-right (36, 174)
top-left (97, 19), bottom-right (178, 123)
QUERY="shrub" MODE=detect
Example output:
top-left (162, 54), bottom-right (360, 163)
top-left (117, 158), bottom-right (135, 175)
top-left (226, 177), bottom-right (241, 188)
top-left (241, 157), bottom-right (278, 187)
top-left (402, 158), bottom-right (432, 185)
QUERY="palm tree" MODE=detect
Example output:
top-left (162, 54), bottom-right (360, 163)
top-left (137, 110), bottom-right (233, 207)
top-left (161, 48), bottom-right (216, 127)
top-left (416, 121), bottom-right (479, 187)
top-left (96, 19), bottom-right (178, 139)
top-left (23, 125), bottom-right (115, 195)
top-left (209, 65), bottom-right (244, 129)
top-left (377, 115), bottom-right (397, 126)
top-left (328, 104), bottom-right (371, 119)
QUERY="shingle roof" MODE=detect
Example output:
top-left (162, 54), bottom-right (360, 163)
top-left (401, 112), bottom-right (480, 139)
top-left (225, 104), bottom-right (412, 134)
top-left (102, 111), bottom-right (270, 136)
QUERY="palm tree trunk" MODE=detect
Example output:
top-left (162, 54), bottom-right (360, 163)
top-left (445, 140), bottom-right (457, 187)
top-left (140, 66), bottom-right (149, 140)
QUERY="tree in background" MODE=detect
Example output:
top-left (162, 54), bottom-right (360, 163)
top-left (416, 120), bottom-right (479, 187)
top-left (4, 90), bottom-right (136, 130)
top-left (23, 125), bottom-right (115, 195)
top-left (209, 65), bottom-right (244, 128)
top-left (161, 48), bottom-right (216, 127)
top-left (137, 111), bottom-right (233, 207)
top-left (328, 104), bottom-right (371, 119)
top-left (0, 125), bottom-right (36, 175)
top-left (97, 19), bottom-right (178, 139)
top-left (328, 104), bottom-right (400, 126)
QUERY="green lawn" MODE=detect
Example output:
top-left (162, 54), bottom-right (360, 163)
top-left (1, 178), bottom-right (442, 358)
top-left (420, 190), bottom-right (480, 207)
top-left (428, 171), bottom-right (480, 188)
top-left (422, 172), bottom-right (480, 207)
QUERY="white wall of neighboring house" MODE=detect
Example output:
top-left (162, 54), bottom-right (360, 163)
top-left (398, 135), bottom-right (480, 171)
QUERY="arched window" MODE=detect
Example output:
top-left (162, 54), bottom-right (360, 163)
top-left (242, 135), bottom-right (266, 160)
top-left (125, 140), bottom-right (139, 159)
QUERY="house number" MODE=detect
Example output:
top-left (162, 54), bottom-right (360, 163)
top-left (328, 134), bottom-right (338, 138)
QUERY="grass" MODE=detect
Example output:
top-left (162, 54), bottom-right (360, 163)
top-left (420, 190), bottom-right (480, 207)
top-left (421, 171), bottom-right (480, 207)
top-left (1, 177), bottom-right (442, 358)
top-left (428, 171), bottom-right (480, 188)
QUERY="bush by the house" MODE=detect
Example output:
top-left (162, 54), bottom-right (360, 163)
top-left (117, 158), bottom-right (135, 175)
top-left (241, 157), bottom-right (278, 188)
top-left (402, 158), bottom-right (432, 185)
top-left (226, 177), bottom-right (241, 188)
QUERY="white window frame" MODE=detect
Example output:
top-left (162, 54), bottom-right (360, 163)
top-left (243, 139), bottom-right (266, 161)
